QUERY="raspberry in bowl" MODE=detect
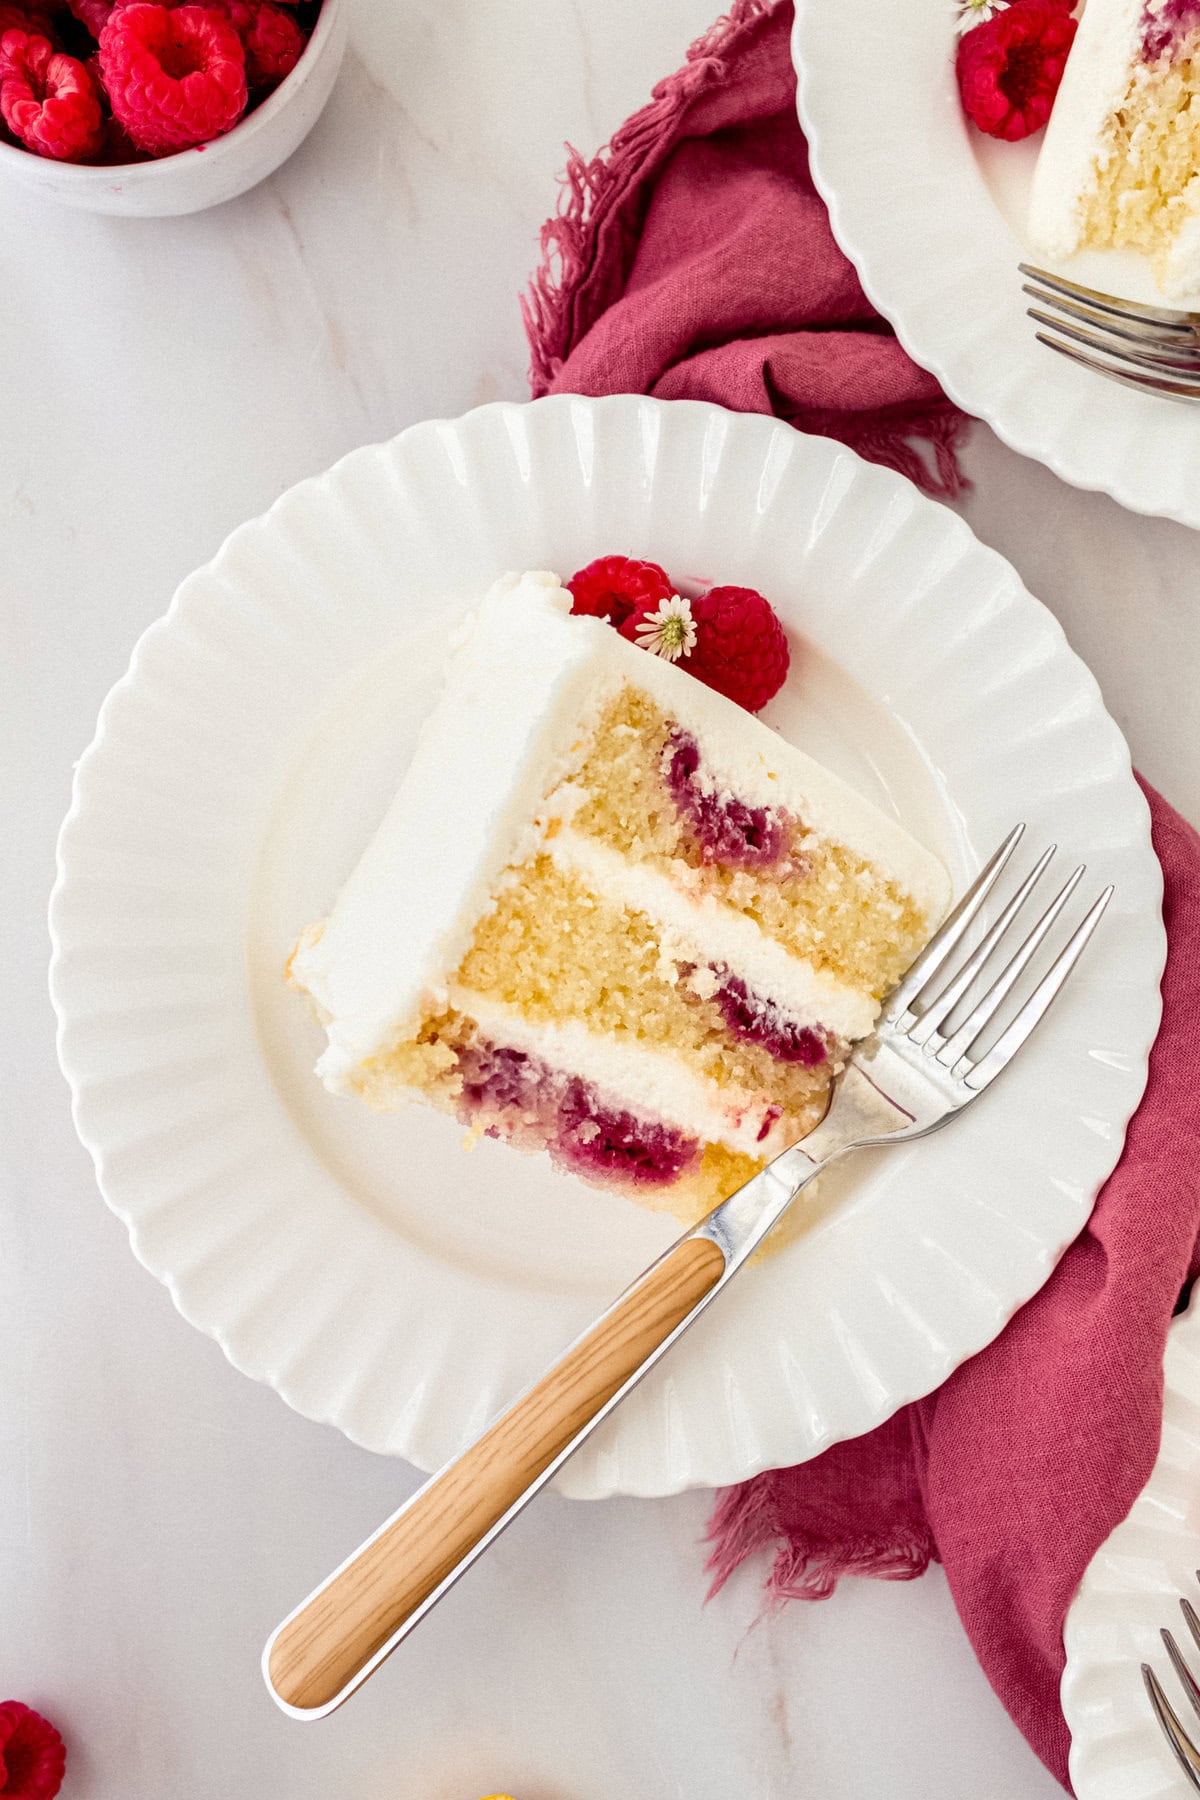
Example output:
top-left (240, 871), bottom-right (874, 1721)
top-left (0, 0), bottom-right (348, 214)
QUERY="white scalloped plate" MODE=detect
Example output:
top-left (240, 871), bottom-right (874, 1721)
top-left (50, 394), bottom-right (1163, 1498)
top-left (792, 0), bottom-right (1200, 530)
top-left (1064, 1290), bottom-right (1200, 1798)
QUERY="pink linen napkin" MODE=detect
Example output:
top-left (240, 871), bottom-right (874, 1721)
top-left (523, 4), bottom-right (1200, 1788)
top-left (524, 0), bottom-right (968, 496)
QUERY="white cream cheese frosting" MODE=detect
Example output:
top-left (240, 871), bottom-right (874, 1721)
top-left (291, 570), bottom-right (951, 1094)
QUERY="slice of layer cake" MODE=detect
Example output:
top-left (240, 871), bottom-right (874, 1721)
top-left (1030, 0), bottom-right (1200, 297)
top-left (289, 571), bottom-right (951, 1222)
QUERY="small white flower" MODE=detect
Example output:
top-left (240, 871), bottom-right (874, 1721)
top-left (633, 593), bottom-right (697, 662)
top-left (955, 0), bottom-right (1010, 34)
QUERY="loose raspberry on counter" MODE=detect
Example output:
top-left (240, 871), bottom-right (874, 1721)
top-left (623, 582), bottom-right (789, 713)
top-left (956, 0), bottom-right (1076, 141)
top-left (566, 554), bottom-right (675, 628)
top-left (98, 3), bottom-right (247, 153)
top-left (0, 29), bottom-right (103, 157)
top-left (0, 1701), bottom-right (66, 1800)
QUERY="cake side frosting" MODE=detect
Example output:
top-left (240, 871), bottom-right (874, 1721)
top-left (1163, 201), bottom-right (1200, 291)
top-left (290, 571), bottom-right (609, 1084)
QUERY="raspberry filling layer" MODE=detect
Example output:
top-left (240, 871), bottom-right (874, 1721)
top-left (1142, 0), bottom-right (1200, 57)
top-left (663, 728), bottom-right (790, 869)
top-left (455, 1039), bottom-right (698, 1186)
top-left (712, 970), bottom-right (830, 1066)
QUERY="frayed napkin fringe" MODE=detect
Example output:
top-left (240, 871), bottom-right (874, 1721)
top-left (705, 1481), bottom-right (936, 1604)
top-left (523, 0), bottom-right (775, 392)
top-left (806, 405), bottom-right (971, 501)
top-left (522, 0), bottom-right (969, 500)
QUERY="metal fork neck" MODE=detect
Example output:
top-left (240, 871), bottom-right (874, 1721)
top-left (688, 1061), bottom-right (903, 1275)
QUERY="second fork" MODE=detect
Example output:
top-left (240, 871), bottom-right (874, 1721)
top-left (1021, 261), bottom-right (1200, 399)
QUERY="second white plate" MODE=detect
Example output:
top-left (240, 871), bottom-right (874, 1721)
top-left (1064, 1289), bottom-right (1200, 1798)
top-left (793, 0), bottom-right (1200, 530)
top-left (50, 394), bottom-right (1163, 1497)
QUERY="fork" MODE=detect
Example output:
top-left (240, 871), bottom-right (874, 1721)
top-left (1144, 1584), bottom-right (1200, 1789)
top-left (262, 824), bottom-right (1113, 1720)
top-left (1021, 262), bottom-right (1200, 400)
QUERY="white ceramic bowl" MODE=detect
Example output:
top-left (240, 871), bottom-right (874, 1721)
top-left (0, 0), bottom-right (348, 215)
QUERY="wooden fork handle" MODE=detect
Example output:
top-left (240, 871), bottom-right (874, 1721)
top-left (265, 1233), bottom-right (727, 1714)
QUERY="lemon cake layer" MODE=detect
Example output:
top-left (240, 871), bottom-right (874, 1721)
top-left (1030, 0), bottom-right (1200, 296)
top-left (290, 570), bottom-right (951, 1217)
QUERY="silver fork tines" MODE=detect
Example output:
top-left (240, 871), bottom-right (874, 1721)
top-left (932, 861), bottom-right (1083, 1070)
top-left (1020, 262), bottom-right (1200, 400)
top-left (961, 884), bottom-right (1112, 1089)
top-left (880, 822), bottom-right (1025, 1027)
top-left (1144, 1581), bottom-right (1200, 1791)
top-left (903, 842), bottom-right (1057, 1047)
top-left (876, 832), bottom-right (1111, 1113)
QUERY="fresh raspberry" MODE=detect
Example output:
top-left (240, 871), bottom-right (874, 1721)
top-left (0, 29), bottom-right (103, 157)
top-left (99, 3), bottom-right (246, 153)
top-left (623, 583), bottom-right (789, 713)
top-left (64, 0), bottom-right (111, 38)
top-left (129, 0), bottom-right (304, 80)
top-left (566, 554), bottom-right (675, 628)
top-left (0, 7), bottom-right (55, 49)
top-left (94, 104), bottom-right (149, 158)
top-left (240, 0), bottom-right (301, 84)
top-left (0, 15), bottom-right (32, 81)
top-left (957, 0), bottom-right (1076, 141)
top-left (0, 1701), bottom-right (66, 1800)
top-left (204, 0), bottom-right (302, 85)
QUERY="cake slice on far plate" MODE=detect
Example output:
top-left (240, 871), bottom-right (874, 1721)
top-left (289, 571), bottom-right (951, 1223)
top-left (1030, 0), bottom-right (1200, 298)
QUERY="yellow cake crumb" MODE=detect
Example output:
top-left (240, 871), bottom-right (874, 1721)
top-left (1080, 33), bottom-right (1200, 277)
top-left (456, 855), bottom-right (835, 1134)
top-left (568, 689), bottom-right (929, 996)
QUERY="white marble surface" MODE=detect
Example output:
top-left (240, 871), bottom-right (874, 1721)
top-left (3, 1), bottom-right (1196, 1796)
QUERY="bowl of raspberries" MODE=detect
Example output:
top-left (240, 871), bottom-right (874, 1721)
top-left (0, 0), bottom-right (347, 212)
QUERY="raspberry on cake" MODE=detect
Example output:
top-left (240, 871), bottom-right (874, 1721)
top-left (567, 554), bottom-right (674, 627)
top-left (1029, 0), bottom-right (1200, 296)
top-left (624, 583), bottom-right (790, 713)
top-left (956, 0), bottom-right (1076, 142)
top-left (288, 571), bottom-right (951, 1224)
